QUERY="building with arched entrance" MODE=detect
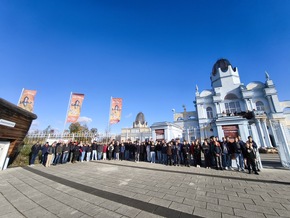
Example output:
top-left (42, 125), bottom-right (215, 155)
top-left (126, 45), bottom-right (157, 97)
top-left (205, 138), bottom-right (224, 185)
top-left (173, 59), bottom-right (290, 167)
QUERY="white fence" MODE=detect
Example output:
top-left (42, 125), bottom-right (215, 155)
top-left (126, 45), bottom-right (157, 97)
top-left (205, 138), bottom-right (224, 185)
top-left (25, 132), bottom-right (109, 144)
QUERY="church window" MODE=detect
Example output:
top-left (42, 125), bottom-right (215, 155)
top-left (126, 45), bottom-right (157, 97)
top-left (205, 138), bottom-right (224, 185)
top-left (225, 102), bottom-right (241, 114)
top-left (256, 101), bottom-right (265, 111)
top-left (206, 107), bottom-right (213, 119)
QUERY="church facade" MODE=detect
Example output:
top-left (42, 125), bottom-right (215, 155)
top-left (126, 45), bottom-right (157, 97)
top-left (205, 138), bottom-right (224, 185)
top-left (173, 59), bottom-right (290, 167)
top-left (192, 59), bottom-right (290, 147)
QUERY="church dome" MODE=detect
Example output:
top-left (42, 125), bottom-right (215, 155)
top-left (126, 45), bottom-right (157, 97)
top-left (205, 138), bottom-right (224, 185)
top-left (212, 58), bottom-right (232, 76)
top-left (135, 112), bottom-right (145, 125)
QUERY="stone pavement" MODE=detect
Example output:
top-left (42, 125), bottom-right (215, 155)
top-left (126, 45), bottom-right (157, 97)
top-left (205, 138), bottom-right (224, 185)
top-left (0, 154), bottom-right (290, 218)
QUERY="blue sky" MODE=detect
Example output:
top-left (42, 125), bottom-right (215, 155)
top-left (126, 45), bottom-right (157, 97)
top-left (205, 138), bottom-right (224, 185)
top-left (1, 1), bottom-right (290, 134)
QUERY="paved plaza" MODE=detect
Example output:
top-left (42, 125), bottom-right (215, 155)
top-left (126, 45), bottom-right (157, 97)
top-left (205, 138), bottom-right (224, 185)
top-left (1, 154), bottom-right (290, 218)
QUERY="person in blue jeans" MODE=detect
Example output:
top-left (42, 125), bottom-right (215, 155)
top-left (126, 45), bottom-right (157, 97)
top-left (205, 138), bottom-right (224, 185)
top-left (150, 141), bottom-right (156, 163)
top-left (221, 137), bottom-right (231, 170)
top-left (234, 137), bottom-right (244, 171)
top-left (62, 143), bottom-right (70, 164)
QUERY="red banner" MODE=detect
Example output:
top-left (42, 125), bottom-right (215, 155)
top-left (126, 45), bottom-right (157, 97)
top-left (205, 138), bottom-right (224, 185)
top-left (18, 89), bottom-right (37, 112)
top-left (110, 98), bottom-right (123, 124)
top-left (66, 93), bottom-right (85, 123)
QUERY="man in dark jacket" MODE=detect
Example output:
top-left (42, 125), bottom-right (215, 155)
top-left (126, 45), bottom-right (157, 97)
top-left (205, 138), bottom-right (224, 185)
top-left (41, 142), bottom-right (49, 166)
top-left (30, 142), bottom-right (41, 166)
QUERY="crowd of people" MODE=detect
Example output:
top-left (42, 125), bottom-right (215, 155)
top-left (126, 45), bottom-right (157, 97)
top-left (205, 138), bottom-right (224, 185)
top-left (30, 135), bottom-right (261, 175)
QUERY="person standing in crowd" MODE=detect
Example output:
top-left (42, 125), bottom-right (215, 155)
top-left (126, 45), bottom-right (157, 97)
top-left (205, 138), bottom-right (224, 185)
top-left (190, 141), bottom-right (195, 166)
top-left (202, 139), bottom-right (211, 169)
top-left (173, 140), bottom-right (180, 166)
top-left (91, 140), bottom-right (97, 161)
top-left (194, 139), bottom-right (202, 167)
top-left (176, 139), bottom-right (182, 165)
top-left (182, 140), bottom-right (190, 167)
top-left (238, 136), bottom-right (247, 169)
top-left (140, 142), bottom-right (145, 161)
top-left (150, 141), bottom-right (156, 163)
top-left (156, 141), bottom-right (162, 163)
top-left (103, 144), bottom-right (108, 160)
top-left (41, 142), bottom-right (49, 166)
top-left (146, 142), bottom-right (151, 162)
top-left (30, 141), bottom-right (41, 166)
top-left (46, 142), bottom-right (55, 167)
top-left (108, 143), bottom-right (114, 160)
top-left (115, 141), bottom-right (120, 160)
top-left (72, 141), bottom-right (80, 163)
top-left (161, 140), bottom-right (167, 165)
top-left (166, 141), bottom-right (173, 166)
top-left (221, 137), bottom-right (230, 170)
top-left (68, 140), bottom-right (75, 163)
top-left (125, 141), bottom-right (130, 160)
top-left (79, 142), bottom-right (85, 162)
top-left (135, 141), bottom-right (141, 162)
top-left (120, 142), bottom-right (125, 161)
top-left (86, 143), bottom-right (92, 161)
top-left (50, 142), bottom-right (56, 165)
top-left (234, 137), bottom-right (244, 171)
top-left (248, 136), bottom-right (262, 171)
top-left (62, 142), bottom-right (70, 164)
top-left (212, 136), bottom-right (222, 170)
top-left (245, 141), bottom-right (259, 175)
top-left (53, 142), bottom-right (63, 165)
top-left (97, 143), bottom-right (103, 160)
top-left (209, 137), bottom-right (216, 168)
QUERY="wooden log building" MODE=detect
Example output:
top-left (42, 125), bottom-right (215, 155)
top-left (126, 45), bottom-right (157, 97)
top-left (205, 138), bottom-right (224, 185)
top-left (0, 98), bottom-right (37, 166)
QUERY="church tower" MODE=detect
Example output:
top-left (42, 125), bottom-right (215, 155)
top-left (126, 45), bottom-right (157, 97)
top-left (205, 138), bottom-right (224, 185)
top-left (210, 59), bottom-right (241, 89)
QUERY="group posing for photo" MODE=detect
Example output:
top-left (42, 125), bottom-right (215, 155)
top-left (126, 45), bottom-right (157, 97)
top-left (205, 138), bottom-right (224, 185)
top-left (29, 135), bottom-right (261, 175)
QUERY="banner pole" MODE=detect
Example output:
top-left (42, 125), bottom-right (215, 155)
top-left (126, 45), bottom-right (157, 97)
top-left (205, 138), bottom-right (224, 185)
top-left (17, 88), bottom-right (24, 106)
top-left (62, 92), bottom-right (72, 137)
top-left (106, 96), bottom-right (112, 145)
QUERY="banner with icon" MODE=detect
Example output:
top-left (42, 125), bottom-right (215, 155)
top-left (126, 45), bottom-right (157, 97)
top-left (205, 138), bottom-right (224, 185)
top-left (109, 98), bottom-right (123, 124)
top-left (66, 93), bottom-right (85, 123)
top-left (18, 89), bottom-right (37, 112)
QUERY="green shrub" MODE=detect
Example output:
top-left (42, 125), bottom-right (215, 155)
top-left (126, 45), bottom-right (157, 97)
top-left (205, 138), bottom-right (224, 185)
top-left (10, 144), bottom-right (32, 167)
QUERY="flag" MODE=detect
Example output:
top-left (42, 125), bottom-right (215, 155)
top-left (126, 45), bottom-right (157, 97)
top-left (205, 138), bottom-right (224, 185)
top-left (18, 89), bottom-right (37, 112)
top-left (109, 98), bottom-right (123, 124)
top-left (66, 93), bottom-right (85, 123)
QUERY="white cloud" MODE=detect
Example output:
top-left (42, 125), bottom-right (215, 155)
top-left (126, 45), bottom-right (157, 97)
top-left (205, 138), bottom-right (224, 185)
top-left (125, 113), bottom-right (132, 118)
top-left (77, 116), bottom-right (93, 123)
top-left (31, 120), bottom-right (40, 127)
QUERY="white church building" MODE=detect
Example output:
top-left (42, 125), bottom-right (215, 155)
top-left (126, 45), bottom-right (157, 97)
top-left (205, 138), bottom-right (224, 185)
top-left (174, 58), bottom-right (290, 167)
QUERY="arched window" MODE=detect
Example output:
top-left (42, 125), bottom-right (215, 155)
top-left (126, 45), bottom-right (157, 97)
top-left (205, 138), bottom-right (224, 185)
top-left (224, 93), bottom-right (241, 114)
top-left (256, 101), bottom-right (265, 111)
top-left (206, 107), bottom-right (213, 119)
